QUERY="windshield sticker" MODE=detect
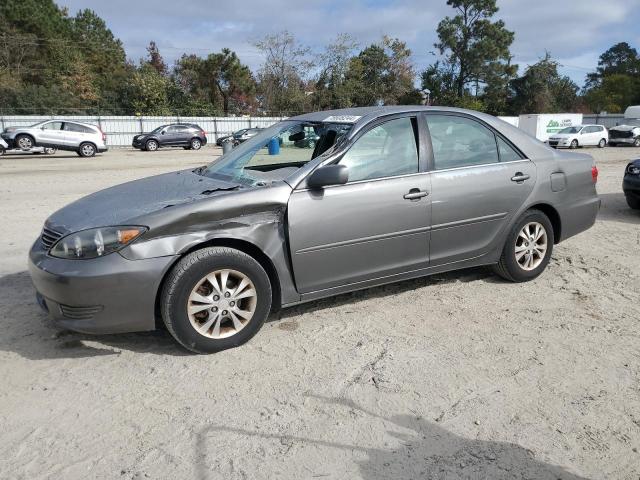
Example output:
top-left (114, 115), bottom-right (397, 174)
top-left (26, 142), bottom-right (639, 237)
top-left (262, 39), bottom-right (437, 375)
top-left (323, 115), bottom-right (362, 123)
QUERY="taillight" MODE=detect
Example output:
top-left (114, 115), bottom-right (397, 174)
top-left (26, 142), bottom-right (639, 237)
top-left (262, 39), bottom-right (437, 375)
top-left (99, 128), bottom-right (106, 142)
top-left (591, 165), bottom-right (598, 183)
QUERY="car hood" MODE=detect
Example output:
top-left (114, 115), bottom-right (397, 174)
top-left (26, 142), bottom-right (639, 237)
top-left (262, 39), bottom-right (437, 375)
top-left (549, 133), bottom-right (575, 139)
top-left (46, 169), bottom-right (243, 233)
top-left (610, 125), bottom-right (638, 132)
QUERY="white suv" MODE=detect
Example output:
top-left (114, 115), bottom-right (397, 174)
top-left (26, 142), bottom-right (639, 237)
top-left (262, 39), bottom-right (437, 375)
top-left (1, 120), bottom-right (108, 157)
top-left (548, 124), bottom-right (608, 149)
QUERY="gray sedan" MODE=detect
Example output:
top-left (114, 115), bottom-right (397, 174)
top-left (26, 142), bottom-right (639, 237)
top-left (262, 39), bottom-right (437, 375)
top-left (29, 107), bottom-right (600, 353)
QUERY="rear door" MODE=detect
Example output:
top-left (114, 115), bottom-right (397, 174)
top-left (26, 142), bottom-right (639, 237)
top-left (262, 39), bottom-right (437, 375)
top-left (63, 122), bottom-right (90, 147)
top-left (287, 115), bottom-right (431, 293)
top-left (425, 113), bottom-right (536, 266)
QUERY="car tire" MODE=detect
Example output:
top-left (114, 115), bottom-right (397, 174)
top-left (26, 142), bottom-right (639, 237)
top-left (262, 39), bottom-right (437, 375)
top-left (493, 209), bottom-right (554, 283)
top-left (634, 138), bottom-right (640, 147)
top-left (570, 139), bottom-right (578, 149)
top-left (15, 134), bottom-right (34, 150)
top-left (44, 147), bottom-right (57, 155)
top-left (626, 196), bottom-right (640, 210)
top-left (78, 142), bottom-right (96, 158)
top-left (183, 146), bottom-right (190, 150)
top-left (145, 139), bottom-right (158, 151)
top-left (598, 138), bottom-right (606, 148)
top-left (190, 138), bottom-right (202, 150)
top-left (0, 147), bottom-right (5, 156)
top-left (161, 247), bottom-right (272, 354)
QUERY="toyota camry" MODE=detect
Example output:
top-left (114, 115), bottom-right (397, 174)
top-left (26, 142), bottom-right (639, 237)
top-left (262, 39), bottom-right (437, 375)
top-left (29, 107), bottom-right (600, 353)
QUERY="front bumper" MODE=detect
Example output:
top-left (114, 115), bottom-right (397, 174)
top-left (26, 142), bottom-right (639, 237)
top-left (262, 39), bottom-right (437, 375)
top-left (28, 239), bottom-right (177, 334)
top-left (623, 174), bottom-right (640, 199)
top-left (610, 137), bottom-right (637, 144)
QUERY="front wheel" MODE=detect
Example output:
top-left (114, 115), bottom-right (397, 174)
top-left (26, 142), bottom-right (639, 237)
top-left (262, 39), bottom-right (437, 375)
top-left (627, 196), bottom-right (640, 210)
top-left (145, 139), bottom-right (158, 151)
top-left (15, 134), bottom-right (34, 150)
top-left (634, 138), bottom-right (640, 147)
top-left (493, 210), bottom-right (554, 282)
top-left (598, 138), bottom-right (606, 148)
top-left (161, 247), bottom-right (272, 354)
top-left (570, 139), bottom-right (579, 149)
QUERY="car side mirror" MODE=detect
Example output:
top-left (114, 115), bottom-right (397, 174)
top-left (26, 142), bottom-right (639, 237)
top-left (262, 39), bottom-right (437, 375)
top-left (307, 164), bottom-right (349, 189)
top-left (161, 130), bottom-right (166, 135)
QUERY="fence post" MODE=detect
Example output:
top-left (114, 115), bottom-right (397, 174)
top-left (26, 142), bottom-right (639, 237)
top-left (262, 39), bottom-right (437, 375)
top-left (139, 116), bottom-right (144, 135)
top-left (213, 118), bottom-right (218, 141)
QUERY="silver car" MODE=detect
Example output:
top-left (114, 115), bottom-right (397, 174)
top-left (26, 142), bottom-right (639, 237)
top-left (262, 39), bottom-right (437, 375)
top-left (2, 120), bottom-right (108, 157)
top-left (28, 107), bottom-right (600, 353)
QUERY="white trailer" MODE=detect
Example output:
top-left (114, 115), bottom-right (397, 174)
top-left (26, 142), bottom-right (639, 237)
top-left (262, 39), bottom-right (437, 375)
top-left (498, 116), bottom-right (519, 127)
top-left (518, 113), bottom-right (583, 142)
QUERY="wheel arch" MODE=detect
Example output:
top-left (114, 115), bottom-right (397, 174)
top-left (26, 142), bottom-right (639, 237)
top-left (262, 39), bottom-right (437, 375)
top-left (154, 237), bottom-right (282, 328)
top-left (527, 203), bottom-right (562, 244)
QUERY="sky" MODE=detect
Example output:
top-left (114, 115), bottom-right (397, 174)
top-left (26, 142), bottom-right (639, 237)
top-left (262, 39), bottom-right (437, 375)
top-left (59, 0), bottom-right (640, 86)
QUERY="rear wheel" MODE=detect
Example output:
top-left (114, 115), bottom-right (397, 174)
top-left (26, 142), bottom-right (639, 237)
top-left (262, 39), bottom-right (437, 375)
top-left (15, 134), bottom-right (34, 150)
top-left (627, 196), bottom-right (640, 210)
top-left (598, 138), bottom-right (606, 148)
top-left (161, 247), bottom-right (272, 354)
top-left (190, 138), bottom-right (202, 150)
top-left (44, 147), bottom-right (57, 155)
top-left (78, 142), bottom-right (96, 157)
top-left (570, 139), bottom-right (579, 149)
top-left (145, 139), bottom-right (158, 151)
top-left (493, 209), bottom-right (554, 282)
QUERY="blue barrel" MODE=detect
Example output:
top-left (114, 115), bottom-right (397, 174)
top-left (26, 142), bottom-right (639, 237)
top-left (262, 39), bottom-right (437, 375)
top-left (268, 137), bottom-right (280, 155)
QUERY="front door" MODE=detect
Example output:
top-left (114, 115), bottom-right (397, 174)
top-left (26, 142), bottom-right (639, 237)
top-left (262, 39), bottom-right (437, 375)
top-left (288, 116), bottom-right (431, 294)
top-left (39, 121), bottom-right (66, 146)
top-left (424, 113), bottom-right (536, 266)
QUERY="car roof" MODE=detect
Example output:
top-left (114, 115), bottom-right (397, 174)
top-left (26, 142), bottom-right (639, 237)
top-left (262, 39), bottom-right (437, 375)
top-left (292, 105), bottom-right (556, 160)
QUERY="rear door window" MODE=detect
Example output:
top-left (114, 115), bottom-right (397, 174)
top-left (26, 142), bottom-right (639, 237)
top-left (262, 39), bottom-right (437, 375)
top-left (426, 115), bottom-right (499, 170)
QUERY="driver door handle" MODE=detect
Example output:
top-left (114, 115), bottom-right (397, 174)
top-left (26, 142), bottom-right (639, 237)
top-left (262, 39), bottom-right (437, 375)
top-left (403, 189), bottom-right (429, 200)
top-left (511, 172), bottom-right (530, 183)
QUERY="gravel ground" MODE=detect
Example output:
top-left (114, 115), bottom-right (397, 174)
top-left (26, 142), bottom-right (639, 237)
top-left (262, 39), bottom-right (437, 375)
top-left (0, 145), bottom-right (639, 480)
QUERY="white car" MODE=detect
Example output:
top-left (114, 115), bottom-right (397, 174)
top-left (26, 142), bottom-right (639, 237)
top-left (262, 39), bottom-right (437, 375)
top-left (1, 120), bottom-right (108, 157)
top-left (548, 124), bottom-right (608, 149)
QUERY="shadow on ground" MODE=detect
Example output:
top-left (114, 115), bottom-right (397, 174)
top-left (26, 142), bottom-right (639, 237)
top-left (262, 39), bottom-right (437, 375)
top-left (597, 192), bottom-right (640, 224)
top-left (195, 395), bottom-right (589, 480)
top-left (0, 266), bottom-right (498, 360)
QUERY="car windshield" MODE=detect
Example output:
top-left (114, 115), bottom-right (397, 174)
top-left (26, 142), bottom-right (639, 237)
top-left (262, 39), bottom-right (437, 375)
top-left (150, 126), bottom-right (166, 134)
top-left (199, 120), bottom-right (353, 186)
top-left (558, 127), bottom-right (581, 134)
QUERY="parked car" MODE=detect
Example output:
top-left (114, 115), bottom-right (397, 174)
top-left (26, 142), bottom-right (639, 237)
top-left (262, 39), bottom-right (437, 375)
top-left (132, 124), bottom-right (207, 151)
top-left (293, 128), bottom-right (320, 149)
top-left (1, 120), bottom-right (107, 157)
top-left (623, 159), bottom-right (640, 209)
top-left (216, 129), bottom-right (246, 146)
top-left (547, 124), bottom-right (608, 149)
top-left (0, 137), bottom-right (7, 155)
top-left (29, 106), bottom-right (600, 353)
top-left (233, 127), bottom-right (263, 145)
top-left (608, 125), bottom-right (640, 147)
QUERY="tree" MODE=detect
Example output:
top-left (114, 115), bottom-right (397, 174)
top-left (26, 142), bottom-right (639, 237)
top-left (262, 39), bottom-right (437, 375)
top-left (314, 34), bottom-right (359, 109)
top-left (584, 42), bottom-right (640, 113)
top-left (432, 0), bottom-right (514, 98)
top-left (128, 64), bottom-right (171, 115)
top-left (345, 36), bottom-right (416, 107)
top-left (509, 53), bottom-right (579, 114)
top-left (254, 31), bottom-right (313, 114)
top-left (146, 41), bottom-right (167, 75)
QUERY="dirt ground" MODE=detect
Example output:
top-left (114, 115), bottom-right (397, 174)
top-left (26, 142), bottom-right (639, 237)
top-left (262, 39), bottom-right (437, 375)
top-left (0, 145), bottom-right (639, 480)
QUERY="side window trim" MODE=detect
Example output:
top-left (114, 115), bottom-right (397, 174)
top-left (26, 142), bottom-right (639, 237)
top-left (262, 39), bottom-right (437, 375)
top-left (423, 112), bottom-right (526, 171)
top-left (336, 114), bottom-right (423, 184)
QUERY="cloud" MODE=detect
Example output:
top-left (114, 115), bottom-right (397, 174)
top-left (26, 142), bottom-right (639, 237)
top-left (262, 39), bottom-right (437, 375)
top-left (58, 0), bottom-right (639, 84)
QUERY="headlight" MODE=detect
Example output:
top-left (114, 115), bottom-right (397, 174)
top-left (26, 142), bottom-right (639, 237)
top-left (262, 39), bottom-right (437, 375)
top-left (628, 164), bottom-right (640, 175)
top-left (50, 226), bottom-right (147, 259)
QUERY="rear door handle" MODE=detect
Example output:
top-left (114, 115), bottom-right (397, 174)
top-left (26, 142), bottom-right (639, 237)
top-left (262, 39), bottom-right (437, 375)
top-left (511, 172), bottom-right (530, 183)
top-left (403, 189), bottom-right (429, 200)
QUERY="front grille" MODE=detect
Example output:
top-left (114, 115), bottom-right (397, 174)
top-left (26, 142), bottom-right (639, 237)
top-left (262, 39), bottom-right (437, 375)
top-left (59, 304), bottom-right (103, 320)
top-left (41, 227), bottom-right (63, 250)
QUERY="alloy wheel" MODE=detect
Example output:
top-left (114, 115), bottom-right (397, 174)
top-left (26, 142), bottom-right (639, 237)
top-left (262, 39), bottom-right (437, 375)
top-left (81, 144), bottom-right (95, 157)
top-left (515, 222), bottom-right (548, 271)
top-left (17, 136), bottom-right (33, 149)
top-left (191, 139), bottom-right (201, 150)
top-left (187, 269), bottom-right (257, 339)
top-left (147, 140), bottom-right (158, 151)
